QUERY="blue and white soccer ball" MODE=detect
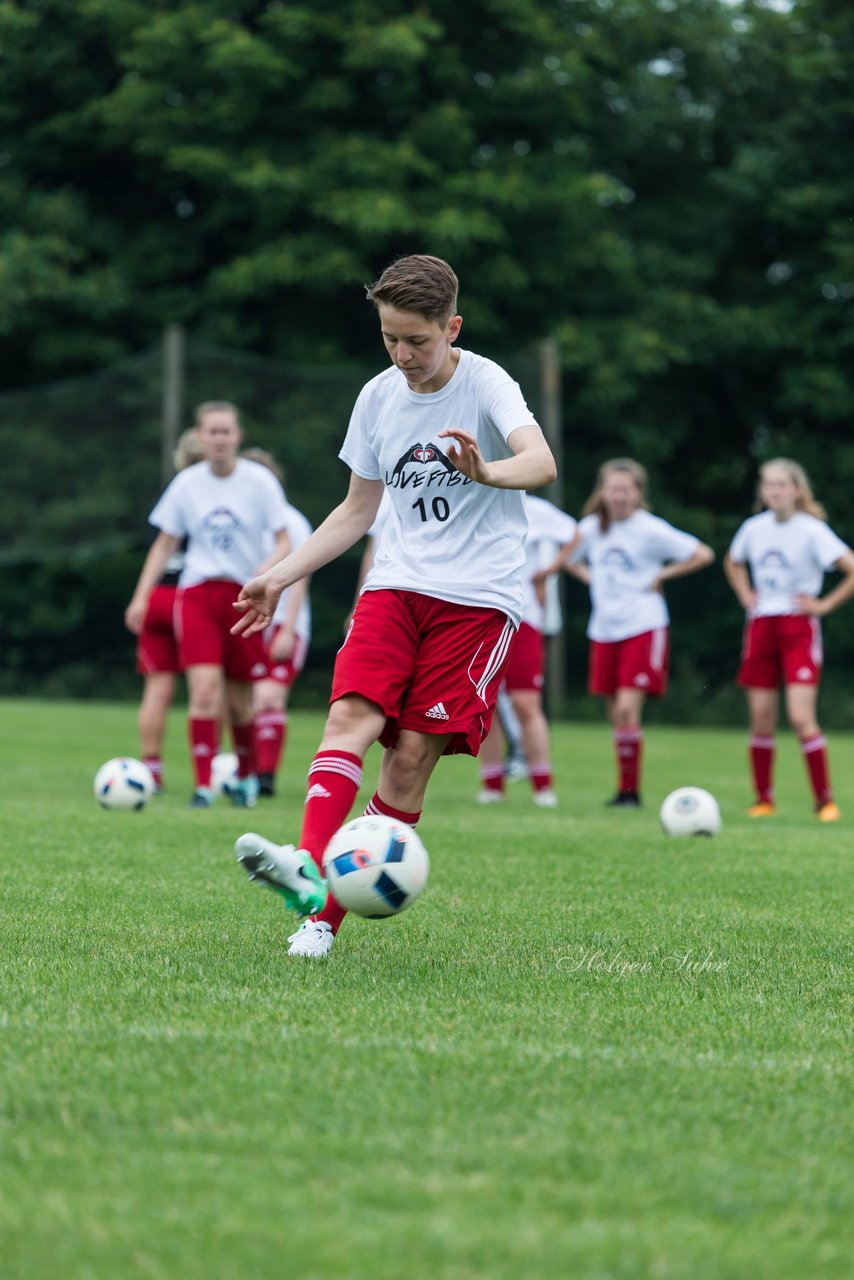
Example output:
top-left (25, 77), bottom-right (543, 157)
top-left (659, 786), bottom-right (722, 837)
top-left (94, 757), bottom-right (156, 811)
top-left (323, 814), bottom-right (430, 918)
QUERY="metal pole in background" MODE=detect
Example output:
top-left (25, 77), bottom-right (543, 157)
top-left (161, 324), bottom-right (186, 485)
top-left (539, 337), bottom-right (566, 717)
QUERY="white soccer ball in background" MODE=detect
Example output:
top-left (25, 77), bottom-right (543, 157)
top-left (660, 786), bottom-right (722, 837)
top-left (323, 814), bottom-right (430, 918)
top-left (211, 751), bottom-right (239, 797)
top-left (94, 757), bottom-right (155, 811)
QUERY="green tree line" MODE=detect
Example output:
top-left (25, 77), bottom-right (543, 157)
top-left (1, 0), bottom-right (852, 717)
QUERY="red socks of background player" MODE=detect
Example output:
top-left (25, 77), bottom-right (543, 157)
top-left (613, 725), bottom-right (643, 795)
top-left (749, 735), bottom-right (775, 804)
top-left (189, 717), bottom-right (218, 788)
top-left (800, 733), bottom-right (832, 806)
top-left (255, 709), bottom-right (287, 776)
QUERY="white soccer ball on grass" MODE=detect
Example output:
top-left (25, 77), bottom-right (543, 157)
top-left (94, 757), bottom-right (156, 811)
top-left (659, 786), bottom-right (722, 837)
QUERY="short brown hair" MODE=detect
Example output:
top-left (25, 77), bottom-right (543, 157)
top-left (366, 255), bottom-right (459, 324)
top-left (195, 400), bottom-right (240, 426)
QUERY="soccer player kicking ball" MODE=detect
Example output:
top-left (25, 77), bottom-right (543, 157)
top-left (231, 254), bottom-right (556, 956)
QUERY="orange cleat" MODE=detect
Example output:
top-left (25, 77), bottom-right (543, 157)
top-left (747, 801), bottom-right (776, 818)
top-left (817, 802), bottom-right (841, 822)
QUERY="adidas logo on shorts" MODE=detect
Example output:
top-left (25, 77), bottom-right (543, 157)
top-left (425, 702), bottom-right (450, 721)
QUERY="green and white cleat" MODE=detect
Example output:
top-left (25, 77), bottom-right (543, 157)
top-left (287, 920), bottom-right (335, 957)
top-left (235, 833), bottom-right (327, 917)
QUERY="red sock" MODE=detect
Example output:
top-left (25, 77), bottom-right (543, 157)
top-left (299, 751), bottom-right (364, 872)
top-left (231, 721), bottom-right (257, 779)
top-left (255, 710), bottom-right (286, 775)
top-left (529, 762), bottom-right (553, 794)
top-left (749, 735), bottom-right (775, 803)
top-left (480, 762), bottom-right (505, 795)
top-left (614, 726), bottom-right (642, 793)
top-left (189, 718), bottom-right (218, 788)
top-left (317, 792), bottom-right (422, 934)
top-left (801, 733), bottom-right (832, 805)
top-left (143, 756), bottom-right (163, 791)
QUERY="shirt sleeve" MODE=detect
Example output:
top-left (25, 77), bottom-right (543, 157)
top-left (650, 516), bottom-right (699, 563)
top-left (148, 474), bottom-right (186, 537)
top-left (483, 366), bottom-right (539, 444)
top-left (339, 385), bottom-right (383, 480)
top-left (812, 522), bottom-right (850, 570)
top-left (728, 520), bottom-right (751, 564)
top-left (259, 471), bottom-right (293, 532)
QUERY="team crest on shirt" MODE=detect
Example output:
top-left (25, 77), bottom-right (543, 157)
top-left (386, 442), bottom-right (472, 491)
top-left (203, 507), bottom-right (242, 551)
top-left (757, 550), bottom-right (790, 570)
top-left (601, 546), bottom-right (636, 571)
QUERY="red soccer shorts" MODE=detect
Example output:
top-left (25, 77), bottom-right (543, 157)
top-left (738, 614), bottom-right (822, 688)
top-left (175, 579), bottom-right (269, 681)
top-left (136, 584), bottom-right (180, 675)
top-left (588, 627), bottom-right (670, 699)
top-left (264, 626), bottom-right (309, 687)
top-left (331, 589), bottom-right (516, 756)
top-left (503, 621), bottom-right (545, 693)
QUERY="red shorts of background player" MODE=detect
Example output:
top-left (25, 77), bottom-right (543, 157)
top-left (136, 584), bottom-right (180, 675)
top-left (503, 621), bottom-right (545, 693)
top-left (265, 626), bottom-right (309, 687)
top-left (331, 588), bottom-right (515, 756)
top-left (175, 579), bottom-right (269, 682)
top-left (738, 614), bottom-right (822, 688)
top-left (588, 627), bottom-right (670, 698)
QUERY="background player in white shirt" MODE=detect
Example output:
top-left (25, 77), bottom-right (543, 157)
top-left (476, 494), bottom-right (579, 808)
top-left (130, 427), bottom-right (204, 792)
top-left (231, 254), bottom-right (556, 956)
top-left (724, 457), bottom-right (854, 821)
top-left (566, 458), bottom-right (713, 807)
top-left (126, 402), bottom-right (291, 807)
top-left (242, 448), bottom-right (314, 800)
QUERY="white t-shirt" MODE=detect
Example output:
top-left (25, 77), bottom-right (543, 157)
top-left (522, 495), bottom-right (578, 634)
top-left (149, 458), bottom-right (291, 588)
top-left (272, 505), bottom-right (313, 639)
top-left (340, 349), bottom-right (537, 626)
top-left (728, 510), bottom-right (849, 617)
top-left (575, 509), bottom-right (700, 642)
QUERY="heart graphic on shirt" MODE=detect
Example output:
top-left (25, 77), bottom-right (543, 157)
top-left (413, 447), bottom-right (435, 463)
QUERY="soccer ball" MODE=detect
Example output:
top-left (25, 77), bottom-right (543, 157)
top-left (94, 757), bottom-right (155, 811)
top-left (323, 815), bottom-right (430, 918)
top-left (659, 786), bottom-right (722, 837)
top-left (211, 751), bottom-right (239, 796)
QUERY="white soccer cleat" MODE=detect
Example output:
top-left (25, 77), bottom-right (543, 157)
top-left (287, 919), bottom-right (335, 957)
top-left (476, 789), bottom-right (505, 805)
top-left (235, 833), bottom-right (327, 917)
top-left (532, 789), bottom-right (559, 808)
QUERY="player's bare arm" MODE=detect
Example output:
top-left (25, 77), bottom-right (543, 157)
top-left (723, 553), bottom-right (758, 611)
top-left (253, 528), bottom-right (291, 576)
top-left (232, 474), bottom-right (384, 636)
top-left (796, 549), bottom-right (854, 617)
top-left (439, 425), bottom-right (556, 490)
top-left (124, 530), bottom-right (181, 634)
top-left (651, 543), bottom-right (715, 591)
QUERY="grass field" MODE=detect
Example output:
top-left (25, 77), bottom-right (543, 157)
top-left (3, 697), bottom-right (854, 1280)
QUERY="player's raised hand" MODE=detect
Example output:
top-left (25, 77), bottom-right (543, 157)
top-left (231, 574), bottom-right (282, 636)
top-left (439, 428), bottom-right (491, 484)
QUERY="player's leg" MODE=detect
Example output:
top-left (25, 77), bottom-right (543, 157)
top-left (511, 689), bottom-right (556, 806)
top-left (745, 687), bottom-right (778, 815)
top-left (476, 714), bottom-right (507, 803)
top-left (496, 684), bottom-right (527, 780)
top-left (253, 677), bottom-right (288, 798)
top-left (785, 682), bottom-right (836, 818)
top-left (137, 672), bottom-right (175, 792)
top-left (227, 677), bottom-right (260, 808)
top-left (185, 663), bottom-right (226, 804)
top-left (609, 686), bottom-right (646, 806)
